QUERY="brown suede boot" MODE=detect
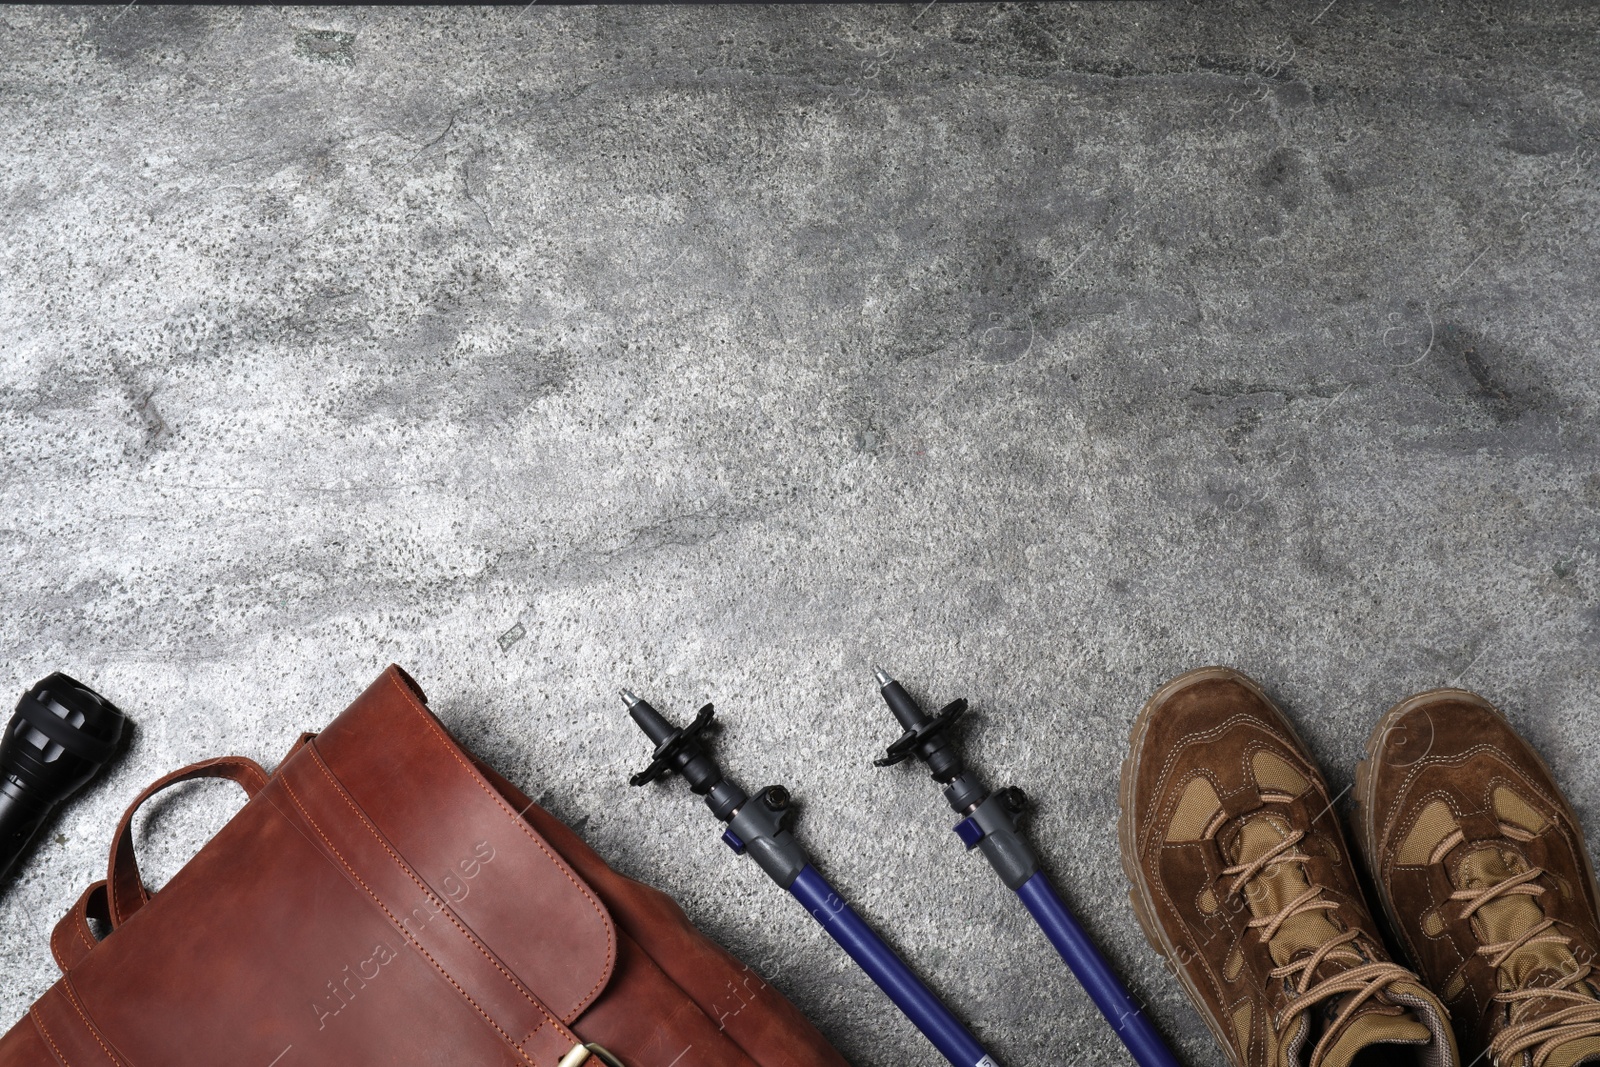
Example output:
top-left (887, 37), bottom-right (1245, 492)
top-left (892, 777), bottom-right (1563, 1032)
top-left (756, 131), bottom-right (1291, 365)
top-left (1356, 689), bottom-right (1600, 1067)
top-left (1121, 667), bottom-right (1460, 1067)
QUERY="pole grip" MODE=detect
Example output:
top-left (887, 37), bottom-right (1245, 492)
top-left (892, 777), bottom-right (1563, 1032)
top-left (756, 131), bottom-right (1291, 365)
top-left (788, 865), bottom-right (1000, 1067)
top-left (1014, 872), bottom-right (1182, 1067)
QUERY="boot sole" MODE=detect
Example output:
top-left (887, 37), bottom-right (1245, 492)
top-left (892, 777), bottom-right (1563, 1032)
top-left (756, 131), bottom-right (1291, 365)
top-left (1352, 687), bottom-right (1600, 972)
top-left (1117, 665), bottom-right (1323, 1065)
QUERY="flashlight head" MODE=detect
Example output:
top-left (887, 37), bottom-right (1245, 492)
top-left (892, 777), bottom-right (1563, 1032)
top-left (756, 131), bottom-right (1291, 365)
top-left (0, 673), bottom-right (127, 883)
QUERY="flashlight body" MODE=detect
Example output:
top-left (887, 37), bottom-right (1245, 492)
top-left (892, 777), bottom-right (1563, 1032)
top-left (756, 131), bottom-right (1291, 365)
top-left (0, 781), bottom-right (57, 883)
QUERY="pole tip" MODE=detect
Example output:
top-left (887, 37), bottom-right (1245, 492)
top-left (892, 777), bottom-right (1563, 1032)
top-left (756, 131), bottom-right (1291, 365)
top-left (619, 687), bottom-right (642, 708)
top-left (872, 666), bottom-right (894, 688)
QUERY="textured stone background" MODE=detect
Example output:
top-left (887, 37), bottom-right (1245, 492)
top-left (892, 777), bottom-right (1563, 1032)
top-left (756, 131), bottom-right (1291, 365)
top-left (1, 4), bottom-right (1597, 1065)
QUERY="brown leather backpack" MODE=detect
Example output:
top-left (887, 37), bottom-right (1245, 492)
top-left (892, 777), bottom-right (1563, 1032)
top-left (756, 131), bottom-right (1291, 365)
top-left (0, 665), bottom-right (851, 1067)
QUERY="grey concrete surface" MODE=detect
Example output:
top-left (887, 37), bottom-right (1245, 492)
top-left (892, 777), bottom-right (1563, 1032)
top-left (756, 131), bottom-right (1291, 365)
top-left (1, 3), bottom-right (1598, 1064)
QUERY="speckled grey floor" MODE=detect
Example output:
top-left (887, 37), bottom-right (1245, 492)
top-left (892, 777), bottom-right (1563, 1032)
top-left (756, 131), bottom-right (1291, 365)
top-left (1, 4), bottom-right (1597, 1065)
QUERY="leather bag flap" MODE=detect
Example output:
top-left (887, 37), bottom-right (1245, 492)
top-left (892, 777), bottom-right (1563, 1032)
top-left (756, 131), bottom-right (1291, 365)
top-left (306, 665), bottom-right (617, 1024)
top-left (43, 665), bottom-right (616, 1067)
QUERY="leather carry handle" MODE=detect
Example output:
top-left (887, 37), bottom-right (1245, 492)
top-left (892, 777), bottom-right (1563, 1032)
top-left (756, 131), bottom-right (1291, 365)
top-left (106, 755), bottom-right (270, 927)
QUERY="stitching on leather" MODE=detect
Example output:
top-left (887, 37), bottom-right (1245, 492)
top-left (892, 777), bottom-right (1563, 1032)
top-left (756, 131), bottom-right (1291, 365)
top-left (1156, 768), bottom-right (1226, 843)
top-left (1145, 713), bottom-right (1308, 852)
top-left (1383, 747), bottom-right (1580, 881)
top-left (1381, 790), bottom-right (1461, 973)
top-left (1150, 841), bottom-right (1231, 1021)
top-left (1386, 789), bottom-right (1462, 875)
top-left (30, 1007), bottom-right (72, 1067)
top-left (1240, 742), bottom-right (1258, 796)
top-left (1399, 803), bottom-right (1486, 1017)
top-left (277, 769), bottom-right (539, 1066)
top-left (71, 887), bottom-right (100, 957)
top-left (1386, 743), bottom-right (1563, 851)
top-left (50, 907), bottom-right (68, 970)
top-left (1222, 994), bottom-right (1253, 1059)
top-left (1125, 681), bottom-right (1249, 1058)
top-left (380, 669), bottom-right (617, 1009)
top-left (51, 891), bottom-right (97, 971)
top-left (1240, 738), bottom-right (1316, 799)
top-left (1138, 712), bottom-right (1328, 1033)
top-left (303, 743), bottom-right (563, 1034)
top-left (1417, 876), bottom-right (1468, 990)
top-left (1481, 773), bottom-right (1558, 831)
top-left (277, 771), bottom-right (541, 1061)
top-left (1478, 770), bottom-right (1599, 917)
top-left (107, 759), bottom-right (267, 926)
top-left (106, 823), bottom-right (134, 928)
top-left (1440, 956), bottom-right (1481, 1019)
top-left (58, 981), bottom-right (123, 1067)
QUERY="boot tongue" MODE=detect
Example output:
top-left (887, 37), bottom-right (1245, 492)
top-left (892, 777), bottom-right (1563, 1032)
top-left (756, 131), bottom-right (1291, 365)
top-left (1231, 818), bottom-right (1436, 1067)
top-left (1457, 845), bottom-right (1579, 989)
top-left (1458, 847), bottom-right (1600, 1067)
top-left (1234, 815), bottom-right (1347, 967)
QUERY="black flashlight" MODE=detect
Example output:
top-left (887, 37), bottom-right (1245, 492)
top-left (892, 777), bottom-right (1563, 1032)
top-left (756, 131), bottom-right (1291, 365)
top-left (0, 673), bottom-right (127, 885)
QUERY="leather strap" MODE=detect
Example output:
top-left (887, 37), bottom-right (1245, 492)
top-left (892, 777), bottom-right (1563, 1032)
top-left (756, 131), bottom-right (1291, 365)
top-left (50, 881), bottom-right (109, 973)
top-left (106, 756), bottom-right (270, 927)
top-left (1457, 811), bottom-right (1503, 846)
top-left (1221, 784), bottom-right (1263, 821)
top-left (31, 980), bottom-right (129, 1067)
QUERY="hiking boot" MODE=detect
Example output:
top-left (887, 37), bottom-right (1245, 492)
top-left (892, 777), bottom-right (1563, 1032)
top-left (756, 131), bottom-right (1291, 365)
top-left (1121, 667), bottom-right (1460, 1067)
top-left (1356, 689), bottom-right (1600, 1067)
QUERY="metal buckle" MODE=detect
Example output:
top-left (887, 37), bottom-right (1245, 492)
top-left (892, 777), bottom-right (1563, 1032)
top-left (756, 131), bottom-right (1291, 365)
top-left (557, 1043), bottom-right (627, 1067)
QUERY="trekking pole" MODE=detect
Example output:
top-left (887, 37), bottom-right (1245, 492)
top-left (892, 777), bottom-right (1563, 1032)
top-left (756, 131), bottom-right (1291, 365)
top-left (622, 689), bottom-right (1001, 1067)
top-left (869, 669), bottom-right (1182, 1067)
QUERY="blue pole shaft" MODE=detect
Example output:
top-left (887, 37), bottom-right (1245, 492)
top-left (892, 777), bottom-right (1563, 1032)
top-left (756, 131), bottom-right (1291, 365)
top-left (1014, 871), bottom-right (1181, 1067)
top-left (788, 865), bottom-right (999, 1067)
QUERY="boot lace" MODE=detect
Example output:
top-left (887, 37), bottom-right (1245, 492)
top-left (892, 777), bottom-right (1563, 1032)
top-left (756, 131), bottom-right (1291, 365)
top-left (1222, 824), bottom-right (1418, 1067)
top-left (1435, 828), bottom-right (1600, 1067)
